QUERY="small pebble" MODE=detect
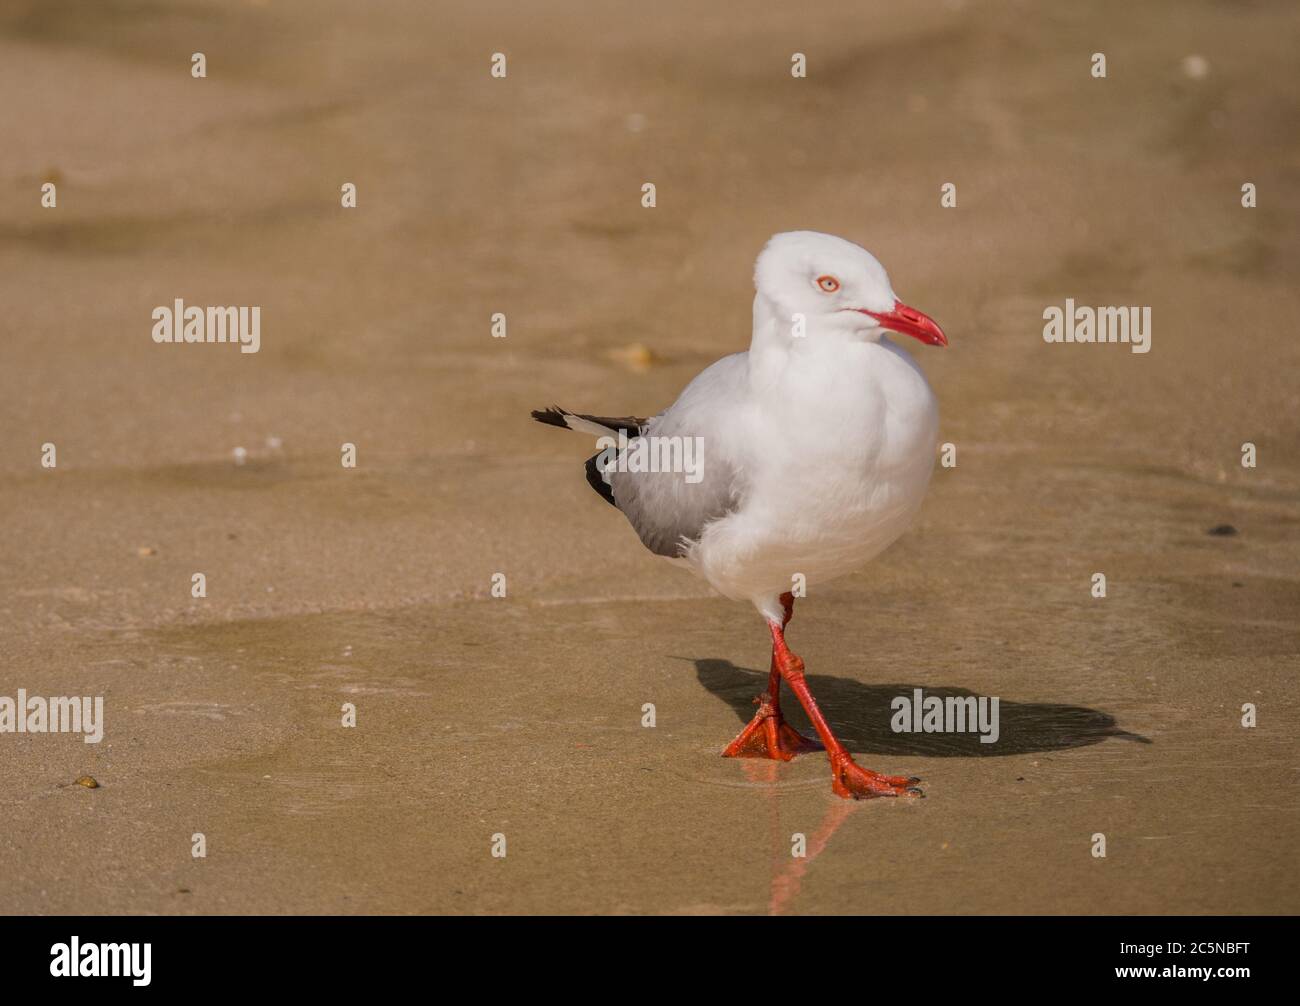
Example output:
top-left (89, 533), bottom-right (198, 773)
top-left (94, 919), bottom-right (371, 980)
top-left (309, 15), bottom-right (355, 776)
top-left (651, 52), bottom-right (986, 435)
top-left (608, 343), bottom-right (658, 372)
top-left (76, 775), bottom-right (99, 789)
top-left (1207, 524), bottom-right (1238, 536)
top-left (232, 446), bottom-right (248, 465)
top-left (136, 546), bottom-right (156, 557)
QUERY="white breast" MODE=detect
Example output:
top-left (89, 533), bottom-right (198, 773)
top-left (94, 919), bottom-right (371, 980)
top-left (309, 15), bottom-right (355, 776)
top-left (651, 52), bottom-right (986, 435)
top-left (688, 337), bottom-right (938, 604)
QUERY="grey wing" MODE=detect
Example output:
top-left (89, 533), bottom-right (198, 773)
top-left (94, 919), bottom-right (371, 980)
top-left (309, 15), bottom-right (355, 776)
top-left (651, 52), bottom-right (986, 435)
top-left (606, 353), bottom-right (750, 558)
top-left (610, 452), bottom-right (741, 557)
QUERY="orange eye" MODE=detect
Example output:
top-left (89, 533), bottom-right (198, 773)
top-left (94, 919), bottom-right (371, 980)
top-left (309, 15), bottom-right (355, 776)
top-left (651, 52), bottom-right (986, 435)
top-left (816, 275), bottom-right (840, 293)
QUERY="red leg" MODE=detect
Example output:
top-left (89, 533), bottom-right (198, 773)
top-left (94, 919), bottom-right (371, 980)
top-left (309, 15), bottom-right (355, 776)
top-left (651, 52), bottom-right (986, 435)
top-left (768, 619), bottom-right (922, 800)
top-left (722, 593), bottom-right (819, 760)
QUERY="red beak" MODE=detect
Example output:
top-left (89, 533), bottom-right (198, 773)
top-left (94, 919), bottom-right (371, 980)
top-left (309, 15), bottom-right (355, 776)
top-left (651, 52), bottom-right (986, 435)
top-left (860, 300), bottom-right (948, 347)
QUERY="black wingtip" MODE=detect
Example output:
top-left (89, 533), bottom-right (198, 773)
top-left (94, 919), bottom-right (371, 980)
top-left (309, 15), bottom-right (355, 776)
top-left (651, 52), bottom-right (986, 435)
top-left (531, 406), bottom-right (570, 429)
top-left (584, 451), bottom-right (619, 508)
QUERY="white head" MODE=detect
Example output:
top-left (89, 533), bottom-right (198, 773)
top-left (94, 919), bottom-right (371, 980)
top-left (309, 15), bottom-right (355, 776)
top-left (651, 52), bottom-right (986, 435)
top-left (753, 231), bottom-right (946, 347)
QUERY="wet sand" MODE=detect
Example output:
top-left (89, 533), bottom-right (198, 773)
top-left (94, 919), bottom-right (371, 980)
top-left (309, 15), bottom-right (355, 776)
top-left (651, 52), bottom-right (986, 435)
top-left (1, 0), bottom-right (1298, 914)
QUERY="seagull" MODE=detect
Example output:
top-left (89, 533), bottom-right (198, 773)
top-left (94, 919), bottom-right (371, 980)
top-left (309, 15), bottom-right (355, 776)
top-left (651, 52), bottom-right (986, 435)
top-left (533, 231), bottom-right (947, 799)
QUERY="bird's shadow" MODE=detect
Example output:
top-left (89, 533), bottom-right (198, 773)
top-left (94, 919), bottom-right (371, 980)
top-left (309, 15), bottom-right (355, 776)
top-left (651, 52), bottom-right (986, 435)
top-left (687, 657), bottom-right (1150, 756)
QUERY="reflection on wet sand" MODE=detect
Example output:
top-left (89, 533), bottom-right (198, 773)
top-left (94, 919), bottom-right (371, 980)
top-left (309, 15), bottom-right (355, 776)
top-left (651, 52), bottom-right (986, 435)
top-left (740, 760), bottom-right (860, 916)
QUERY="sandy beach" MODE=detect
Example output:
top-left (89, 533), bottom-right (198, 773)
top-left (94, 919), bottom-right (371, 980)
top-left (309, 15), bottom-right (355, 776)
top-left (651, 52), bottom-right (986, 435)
top-left (1, 0), bottom-right (1298, 914)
